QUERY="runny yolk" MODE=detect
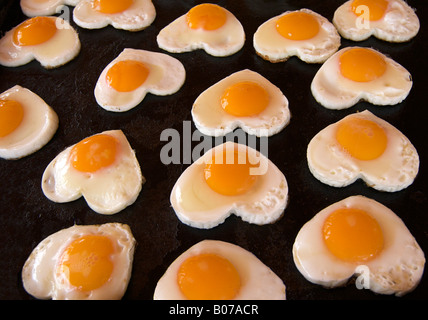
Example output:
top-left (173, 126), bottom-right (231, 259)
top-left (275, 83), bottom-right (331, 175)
top-left (92, 0), bottom-right (134, 14)
top-left (351, 0), bottom-right (389, 21)
top-left (335, 117), bottom-right (387, 161)
top-left (70, 134), bottom-right (118, 173)
top-left (186, 3), bottom-right (227, 31)
top-left (323, 208), bottom-right (384, 263)
top-left (276, 11), bottom-right (320, 41)
top-left (13, 16), bottom-right (57, 46)
top-left (57, 235), bottom-right (115, 292)
top-left (204, 148), bottom-right (258, 196)
top-left (106, 60), bottom-right (150, 92)
top-left (0, 100), bottom-right (24, 138)
top-left (339, 47), bottom-right (387, 83)
top-left (177, 253), bottom-right (241, 300)
top-left (221, 81), bottom-right (270, 117)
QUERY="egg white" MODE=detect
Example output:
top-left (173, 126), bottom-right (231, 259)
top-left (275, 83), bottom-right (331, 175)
top-left (95, 48), bottom-right (186, 112)
top-left (311, 47), bottom-right (412, 110)
top-left (253, 8), bottom-right (341, 63)
top-left (154, 240), bottom-right (286, 300)
top-left (170, 141), bottom-right (288, 229)
top-left (307, 110), bottom-right (419, 192)
top-left (22, 223), bottom-right (136, 300)
top-left (73, 0), bottom-right (156, 31)
top-left (21, 0), bottom-right (80, 17)
top-left (41, 130), bottom-right (145, 215)
top-left (293, 195), bottom-right (425, 296)
top-left (333, 0), bottom-right (420, 42)
top-left (191, 69), bottom-right (290, 137)
top-left (0, 85), bottom-right (58, 160)
top-left (157, 4), bottom-right (245, 57)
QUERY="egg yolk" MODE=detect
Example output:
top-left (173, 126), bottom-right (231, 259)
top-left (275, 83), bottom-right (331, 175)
top-left (106, 60), bottom-right (150, 92)
top-left (13, 16), bottom-right (57, 46)
top-left (204, 148), bottom-right (258, 196)
top-left (186, 3), bottom-right (227, 31)
top-left (323, 208), bottom-right (384, 263)
top-left (92, 0), bottom-right (133, 14)
top-left (339, 48), bottom-right (387, 82)
top-left (0, 100), bottom-right (24, 138)
top-left (351, 0), bottom-right (389, 21)
top-left (221, 81), bottom-right (270, 117)
top-left (70, 134), bottom-right (118, 173)
top-left (276, 11), bottom-right (320, 40)
top-left (336, 117), bottom-right (387, 161)
top-left (57, 235), bottom-right (114, 292)
top-left (177, 253), bottom-right (241, 300)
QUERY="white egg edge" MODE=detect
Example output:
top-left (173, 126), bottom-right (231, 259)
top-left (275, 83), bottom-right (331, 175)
top-left (73, 0), bottom-right (156, 31)
top-left (332, 0), bottom-right (420, 42)
top-left (20, 0), bottom-right (80, 17)
top-left (94, 48), bottom-right (186, 112)
top-left (153, 239), bottom-right (286, 300)
top-left (170, 141), bottom-right (289, 229)
top-left (0, 85), bottom-right (59, 160)
top-left (292, 195), bottom-right (425, 296)
top-left (22, 223), bottom-right (136, 300)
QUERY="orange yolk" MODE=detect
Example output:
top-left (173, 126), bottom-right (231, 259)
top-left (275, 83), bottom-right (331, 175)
top-left (221, 81), bottom-right (270, 117)
top-left (186, 3), bottom-right (227, 31)
top-left (276, 11), bottom-right (320, 40)
top-left (70, 134), bottom-right (118, 173)
top-left (336, 117), bottom-right (387, 161)
top-left (0, 100), bottom-right (24, 138)
top-left (57, 235), bottom-right (115, 292)
top-left (204, 148), bottom-right (258, 196)
top-left (351, 0), bottom-right (389, 21)
top-left (177, 253), bottom-right (241, 300)
top-left (13, 16), bottom-right (57, 46)
top-left (106, 60), bottom-right (150, 92)
top-left (92, 0), bottom-right (133, 14)
top-left (339, 47), bottom-right (387, 82)
top-left (323, 208), bottom-right (384, 263)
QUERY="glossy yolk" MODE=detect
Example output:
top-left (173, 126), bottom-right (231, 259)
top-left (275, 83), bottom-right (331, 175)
top-left (13, 16), bottom-right (57, 46)
top-left (70, 134), bottom-right (118, 173)
top-left (204, 148), bottom-right (258, 196)
top-left (323, 208), bottom-right (384, 263)
top-left (336, 117), bottom-right (387, 161)
top-left (92, 0), bottom-right (133, 14)
top-left (177, 253), bottom-right (241, 300)
top-left (339, 48), bottom-right (387, 82)
top-left (221, 81), bottom-right (270, 117)
top-left (186, 3), bottom-right (227, 31)
top-left (0, 100), bottom-right (24, 138)
top-left (276, 11), bottom-right (320, 40)
top-left (351, 0), bottom-right (389, 21)
top-left (57, 235), bottom-right (115, 292)
top-left (106, 60), bottom-right (150, 92)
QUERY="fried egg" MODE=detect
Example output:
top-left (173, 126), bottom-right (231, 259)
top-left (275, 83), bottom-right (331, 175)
top-left (20, 0), bottom-right (80, 17)
top-left (307, 110), bottom-right (419, 192)
top-left (253, 9), bottom-right (341, 63)
top-left (42, 130), bottom-right (144, 215)
top-left (95, 48), bottom-right (186, 112)
top-left (0, 16), bottom-right (80, 68)
top-left (73, 0), bottom-right (156, 31)
top-left (157, 3), bottom-right (245, 57)
top-left (0, 85), bottom-right (58, 160)
top-left (170, 142), bottom-right (288, 229)
top-left (333, 0), bottom-right (420, 42)
top-left (293, 195), bottom-right (425, 296)
top-left (22, 223), bottom-right (136, 300)
top-left (192, 69), bottom-right (290, 137)
top-left (311, 47), bottom-right (412, 110)
top-left (154, 240), bottom-right (286, 300)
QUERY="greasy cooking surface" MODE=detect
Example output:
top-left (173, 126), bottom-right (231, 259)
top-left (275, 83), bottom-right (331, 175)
top-left (0, 0), bottom-right (427, 300)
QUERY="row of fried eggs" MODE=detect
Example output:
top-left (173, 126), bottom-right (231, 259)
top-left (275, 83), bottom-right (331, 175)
top-left (0, 0), bottom-right (424, 299)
